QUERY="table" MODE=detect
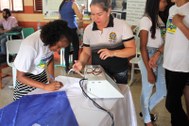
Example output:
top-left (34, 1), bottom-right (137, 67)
top-left (29, 76), bottom-right (137, 126)
top-left (5, 31), bottom-right (22, 40)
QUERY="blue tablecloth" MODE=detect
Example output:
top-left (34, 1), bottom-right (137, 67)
top-left (0, 91), bottom-right (78, 126)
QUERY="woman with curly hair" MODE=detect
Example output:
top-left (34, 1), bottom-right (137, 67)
top-left (13, 20), bottom-right (72, 100)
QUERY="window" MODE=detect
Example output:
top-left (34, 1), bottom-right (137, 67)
top-left (33, 0), bottom-right (42, 12)
top-left (0, 0), bottom-right (23, 12)
top-left (87, 0), bottom-right (92, 12)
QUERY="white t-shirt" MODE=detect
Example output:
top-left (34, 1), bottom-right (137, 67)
top-left (139, 16), bottom-right (165, 48)
top-left (14, 30), bottom-right (53, 75)
top-left (163, 3), bottom-right (189, 72)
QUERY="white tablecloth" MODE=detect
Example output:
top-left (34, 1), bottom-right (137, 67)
top-left (29, 76), bottom-right (137, 126)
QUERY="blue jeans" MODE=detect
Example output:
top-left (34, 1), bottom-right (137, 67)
top-left (138, 47), bottom-right (167, 123)
top-left (0, 34), bottom-right (7, 55)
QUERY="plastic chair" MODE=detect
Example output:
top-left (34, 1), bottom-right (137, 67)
top-left (55, 45), bottom-right (73, 68)
top-left (21, 27), bottom-right (35, 39)
top-left (128, 27), bottom-right (141, 86)
top-left (6, 39), bottom-right (22, 88)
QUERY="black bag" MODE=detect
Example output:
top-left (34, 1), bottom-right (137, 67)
top-left (0, 54), bottom-right (6, 64)
top-left (9, 26), bottom-right (22, 32)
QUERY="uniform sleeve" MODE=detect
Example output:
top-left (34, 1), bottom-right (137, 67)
top-left (14, 44), bottom-right (36, 73)
top-left (122, 21), bottom-right (134, 41)
top-left (83, 24), bottom-right (91, 46)
top-left (139, 16), bottom-right (152, 32)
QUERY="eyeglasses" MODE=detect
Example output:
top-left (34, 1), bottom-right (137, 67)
top-left (86, 67), bottom-right (102, 75)
top-left (67, 67), bottom-right (102, 77)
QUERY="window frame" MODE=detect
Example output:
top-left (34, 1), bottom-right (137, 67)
top-left (33, 0), bottom-right (42, 13)
top-left (0, 0), bottom-right (24, 12)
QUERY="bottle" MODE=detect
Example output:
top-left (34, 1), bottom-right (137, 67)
top-left (37, 20), bottom-right (41, 30)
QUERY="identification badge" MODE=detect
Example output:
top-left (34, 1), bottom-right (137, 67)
top-left (109, 32), bottom-right (117, 43)
top-left (167, 19), bottom-right (177, 34)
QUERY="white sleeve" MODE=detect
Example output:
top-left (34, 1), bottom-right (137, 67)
top-left (139, 16), bottom-right (152, 32)
top-left (122, 21), bottom-right (134, 40)
top-left (83, 24), bottom-right (91, 46)
top-left (14, 44), bottom-right (36, 73)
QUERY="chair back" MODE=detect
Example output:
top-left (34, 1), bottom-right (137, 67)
top-left (6, 39), bottom-right (22, 67)
top-left (21, 28), bottom-right (35, 39)
top-left (133, 26), bottom-right (141, 57)
top-left (128, 26), bottom-right (141, 86)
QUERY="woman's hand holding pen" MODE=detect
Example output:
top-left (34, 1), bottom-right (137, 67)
top-left (43, 81), bottom-right (63, 91)
top-left (71, 60), bottom-right (84, 77)
top-left (72, 60), bottom-right (83, 72)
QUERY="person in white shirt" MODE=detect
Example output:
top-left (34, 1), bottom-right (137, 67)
top-left (13, 20), bottom-right (72, 100)
top-left (173, 14), bottom-right (189, 120)
top-left (163, 0), bottom-right (189, 125)
top-left (138, 0), bottom-right (168, 125)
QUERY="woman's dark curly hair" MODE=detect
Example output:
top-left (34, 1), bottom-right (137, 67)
top-left (40, 20), bottom-right (72, 46)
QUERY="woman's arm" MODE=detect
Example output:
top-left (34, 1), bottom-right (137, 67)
top-left (16, 70), bottom-right (46, 89)
top-left (72, 2), bottom-right (84, 20)
top-left (16, 70), bottom-right (62, 91)
top-left (173, 14), bottom-right (189, 40)
top-left (72, 46), bottom-right (91, 71)
top-left (114, 39), bottom-right (136, 58)
top-left (140, 30), bottom-right (156, 84)
top-left (149, 44), bottom-right (164, 68)
top-left (97, 39), bottom-right (136, 60)
top-left (47, 57), bottom-right (54, 82)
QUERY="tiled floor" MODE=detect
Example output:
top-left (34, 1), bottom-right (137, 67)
top-left (0, 64), bottom-right (187, 126)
